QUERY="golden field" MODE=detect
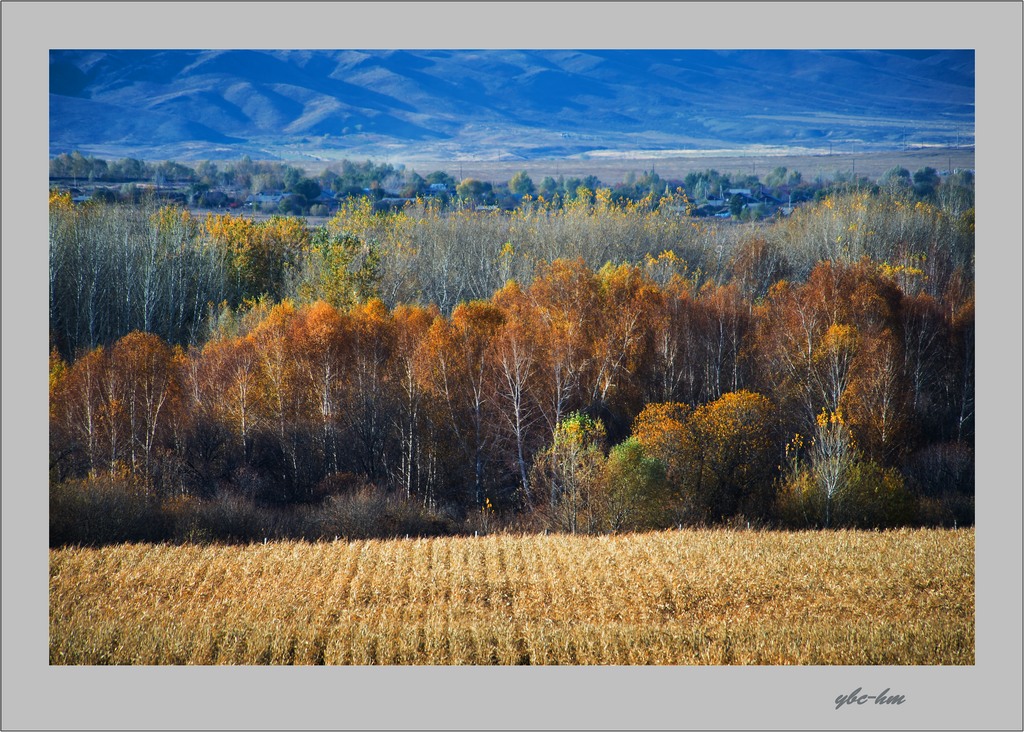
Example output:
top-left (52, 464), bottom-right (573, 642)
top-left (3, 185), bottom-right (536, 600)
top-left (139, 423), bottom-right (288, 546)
top-left (49, 528), bottom-right (974, 665)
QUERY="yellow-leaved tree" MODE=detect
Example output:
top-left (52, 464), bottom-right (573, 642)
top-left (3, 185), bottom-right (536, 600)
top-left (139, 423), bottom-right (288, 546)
top-left (632, 392), bottom-right (778, 525)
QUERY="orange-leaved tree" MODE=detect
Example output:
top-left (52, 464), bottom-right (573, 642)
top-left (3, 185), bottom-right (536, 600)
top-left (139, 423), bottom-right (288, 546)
top-left (489, 281), bottom-right (545, 508)
top-left (290, 301), bottom-right (350, 481)
top-left (342, 299), bottom-right (398, 483)
top-left (527, 258), bottom-right (600, 435)
top-left (391, 303), bottom-right (441, 505)
top-left (106, 331), bottom-right (181, 488)
top-left (416, 300), bottom-right (504, 507)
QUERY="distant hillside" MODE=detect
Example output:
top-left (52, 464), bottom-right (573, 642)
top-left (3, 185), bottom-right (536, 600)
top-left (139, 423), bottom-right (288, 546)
top-left (49, 49), bottom-right (975, 162)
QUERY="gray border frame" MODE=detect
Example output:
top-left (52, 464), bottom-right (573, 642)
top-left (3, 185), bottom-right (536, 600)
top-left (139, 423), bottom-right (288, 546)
top-left (4, 2), bottom-right (1021, 730)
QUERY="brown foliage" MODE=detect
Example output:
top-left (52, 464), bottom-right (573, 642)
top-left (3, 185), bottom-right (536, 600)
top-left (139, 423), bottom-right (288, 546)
top-left (49, 250), bottom-right (973, 529)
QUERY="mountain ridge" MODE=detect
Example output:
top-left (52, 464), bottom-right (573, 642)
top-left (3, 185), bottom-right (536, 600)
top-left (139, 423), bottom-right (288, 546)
top-left (49, 49), bottom-right (975, 161)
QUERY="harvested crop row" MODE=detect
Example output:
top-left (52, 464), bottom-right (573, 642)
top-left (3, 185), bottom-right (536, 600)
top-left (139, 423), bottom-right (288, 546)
top-left (50, 528), bottom-right (974, 665)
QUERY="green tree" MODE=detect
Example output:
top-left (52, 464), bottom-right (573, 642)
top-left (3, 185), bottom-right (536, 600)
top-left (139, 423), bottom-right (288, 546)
top-left (278, 194), bottom-right (308, 215)
top-left (729, 193), bottom-right (745, 218)
top-left (602, 437), bottom-right (671, 532)
top-left (425, 170), bottom-right (457, 188)
top-left (508, 171), bottom-right (535, 197)
top-left (538, 176), bottom-right (560, 199)
top-left (456, 178), bottom-right (492, 204)
top-left (880, 166), bottom-right (912, 195)
top-left (284, 166), bottom-right (304, 191)
top-left (841, 459), bottom-right (915, 528)
top-left (290, 177), bottom-right (322, 205)
top-left (912, 167), bottom-right (940, 199)
top-left (196, 160), bottom-right (220, 186)
top-left (764, 166), bottom-right (789, 190)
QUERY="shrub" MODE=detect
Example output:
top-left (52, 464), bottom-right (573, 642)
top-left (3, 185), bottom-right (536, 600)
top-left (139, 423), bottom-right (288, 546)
top-left (774, 468), bottom-right (820, 529)
top-left (50, 471), bottom-right (170, 547)
top-left (312, 485), bottom-right (455, 540)
top-left (775, 458), bottom-right (915, 529)
top-left (185, 493), bottom-right (277, 543)
top-left (916, 493), bottom-right (974, 528)
top-left (838, 460), bottom-right (916, 528)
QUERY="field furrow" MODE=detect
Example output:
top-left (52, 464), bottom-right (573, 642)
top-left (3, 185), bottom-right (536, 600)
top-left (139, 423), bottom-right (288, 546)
top-left (50, 528), bottom-right (974, 665)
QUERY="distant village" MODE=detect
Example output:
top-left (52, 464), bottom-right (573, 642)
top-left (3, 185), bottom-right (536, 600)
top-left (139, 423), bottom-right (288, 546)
top-left (50, 151), bottom-right (974, 221)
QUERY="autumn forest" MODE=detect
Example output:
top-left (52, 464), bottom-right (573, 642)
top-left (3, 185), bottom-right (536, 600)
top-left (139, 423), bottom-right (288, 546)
top-left (48, 184), bottom-right (975, 545)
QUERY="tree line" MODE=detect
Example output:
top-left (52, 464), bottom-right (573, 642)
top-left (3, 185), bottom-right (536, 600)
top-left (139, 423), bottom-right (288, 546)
top-left (49, 188), bottom-right (973, 361)
top-left (52, 150), bottom-right (974, 218)
top-left (50, 225), bottom-right (974, 543)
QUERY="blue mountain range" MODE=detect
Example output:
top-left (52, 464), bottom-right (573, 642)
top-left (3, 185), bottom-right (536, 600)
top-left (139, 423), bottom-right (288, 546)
top-left (49, 49), bottom-right (975, 161)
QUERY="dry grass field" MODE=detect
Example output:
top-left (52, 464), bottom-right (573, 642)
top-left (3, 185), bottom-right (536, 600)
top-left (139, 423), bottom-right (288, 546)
top-left (50, 528), bottom-right (973, 665)
top-left (294, 148), bottom-right (976, 186)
